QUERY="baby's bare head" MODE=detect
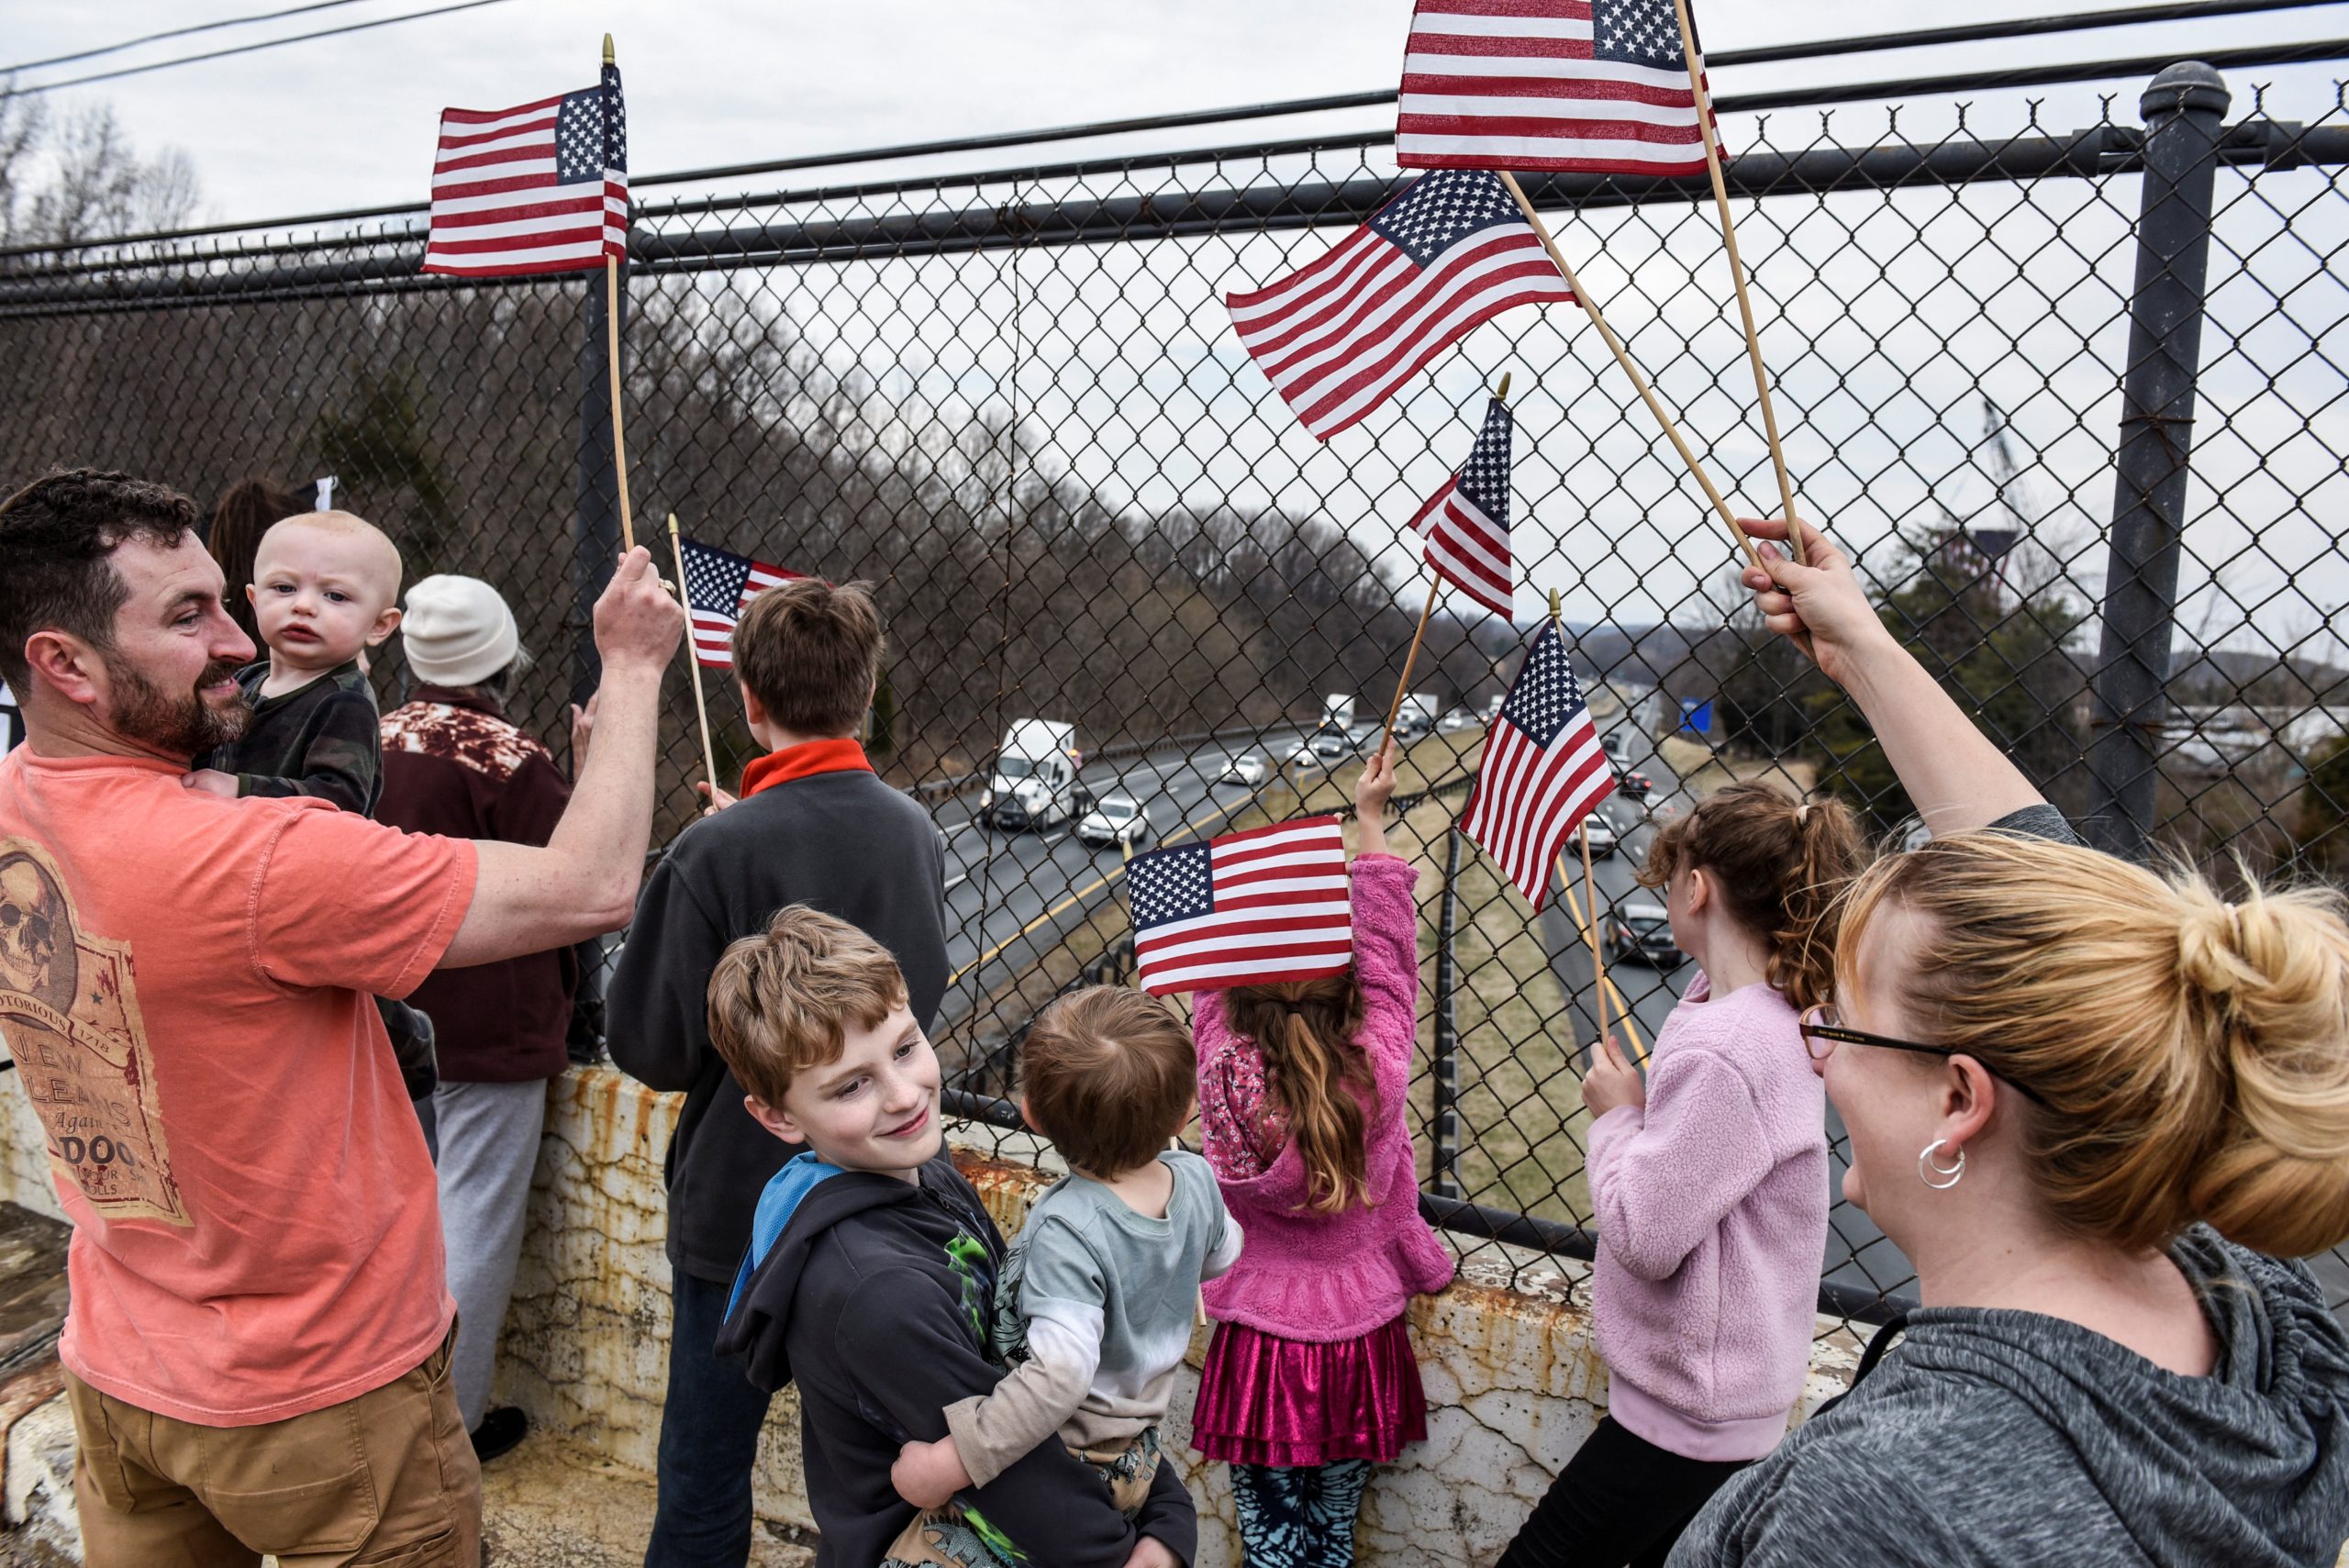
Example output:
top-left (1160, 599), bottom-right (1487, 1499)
top-left (252, 511), bottom-right (403, 609)
top-left (251, 511), bottom-right (404, 611)
top-left (249, 511), bottom-right (406, 667)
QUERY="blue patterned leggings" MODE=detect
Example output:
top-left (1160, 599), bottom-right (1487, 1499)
top-left (1229, 1459), bottom-right (1373, 1568)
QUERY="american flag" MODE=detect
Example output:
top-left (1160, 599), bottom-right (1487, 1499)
top-left (1127, 817), bottom-right (1353, 996)
top-left (1397, 0), bottom-right (1714, 176)
top-left (1412, 395), bottom-right (1515, 617)
top-left (677, 536), bottom-right (803, 670)
top-left (422, 62), bottom-right (628, 277)
top-left (1226, 170), bottom-right (1573, 441)
top-left (1461, 621), bottom-right (1615, 907)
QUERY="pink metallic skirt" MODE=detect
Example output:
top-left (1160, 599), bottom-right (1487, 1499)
top-left (1190, 1315), bottom-right (1427, 1467)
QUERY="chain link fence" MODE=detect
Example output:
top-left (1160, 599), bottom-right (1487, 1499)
top-left (4, 44), bottom-right (2347, 1338)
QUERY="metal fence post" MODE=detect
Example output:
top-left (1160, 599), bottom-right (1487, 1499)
top-left (571, 261), bottom-right (628, 713)
top-left (1432, 828), bottom-right (1462, 1201)
top-left (2085, 61), bottom-right (2231, 860)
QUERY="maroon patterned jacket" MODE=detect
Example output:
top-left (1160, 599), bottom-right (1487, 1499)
top-left (377, 686), bottom-right (575, 1082)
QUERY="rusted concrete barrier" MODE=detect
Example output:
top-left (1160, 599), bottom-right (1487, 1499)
top-left (0, 1065), bottom-right (1864, 1566)
top-left (493, 1071), bottom-right (1860, 1566)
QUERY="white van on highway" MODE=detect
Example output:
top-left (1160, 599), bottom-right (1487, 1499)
top-left (984, 719), bottom-right (1086, 830)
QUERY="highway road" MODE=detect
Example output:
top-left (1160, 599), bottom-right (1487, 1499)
top-left (926, 727), bottom-right (1316, 1030)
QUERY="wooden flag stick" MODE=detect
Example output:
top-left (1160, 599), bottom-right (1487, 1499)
top-left (1378, 574), bottom-right (1442, 760)
top-left (666, 513), bottom-right (721, 795)
top-left (1673, 0), bottom-right (1805, 567)
top-left (1577, 821), bottom-right (1616, 1054)
top-left (604, 255), bottom-right (634, 552)
top-left (1497, 172), bottom-right (1760, 572)
top-left (1553, 851), bottom-right (1648, 1066)
top-left (1548, 588), bottom-right (1623, 1059)
top-left (601, 36), bottom-right (635, 553)
top-left (1119, 832), bottom-right (1210, 1329)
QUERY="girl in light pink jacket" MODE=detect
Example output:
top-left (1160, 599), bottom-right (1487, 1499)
top-left (1191, 751), bottom-right (1454, 1568)
top-left (1501, 783), bottom-right (1865, 1568)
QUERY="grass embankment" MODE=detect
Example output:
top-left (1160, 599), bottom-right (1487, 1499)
top-left (1656, 738), bottom-right (1820, 798)
top-left (1384, 787), bottom-right (1596, 1235)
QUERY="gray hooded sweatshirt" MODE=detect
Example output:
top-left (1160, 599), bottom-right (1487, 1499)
top-left (1670, 1229), bottom-right (2349, 1567)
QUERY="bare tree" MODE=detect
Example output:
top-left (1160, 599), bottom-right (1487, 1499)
top-left (0, 79), bottom-right (48, 246)
top-left (0, 93), bottom-right (200, 250)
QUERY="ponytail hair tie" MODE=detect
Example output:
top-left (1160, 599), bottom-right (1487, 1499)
top-left (1795, 802), bottom-right (1812, 827)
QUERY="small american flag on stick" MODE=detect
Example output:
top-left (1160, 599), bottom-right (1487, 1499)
top-left (1225, 170), bottom-right (1573, 441)
top-left (1462, 621), bottom-right (1615, 907)
top-left (423, 61), bottom-right (628, 277)
top-left (1128, 817), bottom-right (1353, 995)
top-left (1413, 395), bottom-right (1515, 617)
top-left (677, 536), bottom-right (803, 670)
top-left (1397, 0), bottom-right (1714, 176)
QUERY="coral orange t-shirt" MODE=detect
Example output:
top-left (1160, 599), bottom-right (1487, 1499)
top-left (0, 749), bottom-right (477, 1425)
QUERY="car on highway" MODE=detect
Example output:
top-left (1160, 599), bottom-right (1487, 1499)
top-left (1582, 815), bottom-right (1618, 859)
top-left (1286, 738), bottom-right (1333, 769)
top-left (1076, 793), bottom-right (1152, 850)
top-left (1219, 751), bottom-right (1269, 786)
top-left (1600, 730), bottom-right (1626, 760)
top-left (1316, 729), bottom-right (1354, 760)
top-left (1609, 900), bottom-right (1682, 966)
top-left (1345, 721), bottom-right (1378, 747)
top-left (1438, 709), bottom-right (1476, 734)
top-left (1612, 764), bottom-right (1653, 800)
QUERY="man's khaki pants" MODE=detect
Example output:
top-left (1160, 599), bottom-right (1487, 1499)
top-left (61, 1330), bottom-right (482, 1567)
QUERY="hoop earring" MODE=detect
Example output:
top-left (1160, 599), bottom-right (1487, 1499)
top-left (1919, 1139), bottom-right (1965, 1190)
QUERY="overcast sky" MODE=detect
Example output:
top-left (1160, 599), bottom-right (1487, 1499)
top-left (6, 1), bottom-right (2346, 666)
top-left (3, 1), bottom-right (2344, 223)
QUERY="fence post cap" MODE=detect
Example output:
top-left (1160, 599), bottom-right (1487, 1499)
top-left (2142, 61), bottom-right (2230, 123)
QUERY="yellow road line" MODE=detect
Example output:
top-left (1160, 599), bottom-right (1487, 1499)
top-left (948, 789), bottom-right (1253, 988)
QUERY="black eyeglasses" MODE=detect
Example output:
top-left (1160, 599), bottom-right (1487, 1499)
top-left (1798, 1004), bottom-right (2052, 1107)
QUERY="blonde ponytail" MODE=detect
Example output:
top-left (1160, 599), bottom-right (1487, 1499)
top-left (2176, 882), bottom-right (2349, 1258)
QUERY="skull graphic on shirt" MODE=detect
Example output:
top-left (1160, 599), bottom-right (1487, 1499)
top-left (0, 855), bottom-right (60, 1004)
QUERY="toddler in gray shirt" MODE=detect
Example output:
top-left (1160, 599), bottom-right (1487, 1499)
top-left (891, 987), bottom-right (1241, 1515)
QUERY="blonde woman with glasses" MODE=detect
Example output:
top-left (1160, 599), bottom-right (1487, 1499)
top-left (1661, 517), bottom-right (2349, 1568)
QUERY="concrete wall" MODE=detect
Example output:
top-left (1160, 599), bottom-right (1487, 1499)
top-left (0, 1067), bottom-right (1865, 1566)
top-left (495, 1071), bottom-right (1861, 1566)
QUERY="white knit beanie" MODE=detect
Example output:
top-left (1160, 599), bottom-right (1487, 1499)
top-left (403, 574), bottom-right (519, 688)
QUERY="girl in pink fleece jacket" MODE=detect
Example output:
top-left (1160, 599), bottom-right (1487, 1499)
top-left (1501, 783), bottom-right (1865, 1568)
top-left (1191, 751), bottom-right (1455, 1568)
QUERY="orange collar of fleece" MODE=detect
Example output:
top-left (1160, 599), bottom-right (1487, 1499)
top-left (739, 738), bottom-right (874, 798)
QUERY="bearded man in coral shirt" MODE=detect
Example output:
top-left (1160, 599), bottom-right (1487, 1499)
top-left (0, 468), bottom-right (682, 1567)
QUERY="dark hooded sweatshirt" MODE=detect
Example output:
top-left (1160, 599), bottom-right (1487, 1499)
top-left (606, 751), bottom-right (948, 1284)
top-left (1669, 1229), bottom-right (2349, 1567)
top-left (717, 1151), bottom-right (1197, 1568)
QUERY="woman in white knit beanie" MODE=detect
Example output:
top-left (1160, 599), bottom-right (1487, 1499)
top-left (377, 573), bottom-right (571, 1464)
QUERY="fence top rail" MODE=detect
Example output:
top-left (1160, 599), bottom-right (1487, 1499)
top-left (1, 13), bottom-right (2343, 268)
top-left (6, 111), bottom-right (2346, 315)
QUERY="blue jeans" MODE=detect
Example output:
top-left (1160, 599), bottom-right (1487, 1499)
top-left (644, 1269), bottom-right (775, 1568)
